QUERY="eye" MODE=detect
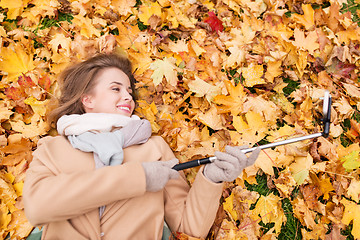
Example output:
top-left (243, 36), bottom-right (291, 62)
top-left (112, 87), bottom-right (120, 92)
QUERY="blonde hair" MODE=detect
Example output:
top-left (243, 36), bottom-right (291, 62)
top-left (49, 53), bottom-right (137, 127)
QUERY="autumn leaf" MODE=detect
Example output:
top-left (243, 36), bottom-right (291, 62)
top-left (291, 4), bottom-right (315, 30)
top-left (150, 57), bottom-right (178, 87)
top-left (203, 12), bottom-right (224, 33)
top-left (213, 81), bottom-right (246, 116)
top-left (0, 0), bottom-right (28, 19)
top-left (0, 44), bottom-right (35, 82)
top-left (188, 76), bottom-right (221, 102)
top-left (240, 63), bottom-right (265, 87)
top-left (341, 198), bottom-right (360, 239)
top-left (289, 154), bottom-right (313, 185)
top-left (341, 150), bottom-right (360, 172)
top-left (138, 1), bottom-right (162, 26)
top-left (250, 193), bottom-right (285, 233)
top-left (195, 105), bottom-right (224, 131)
top-left (293, 28), bottom-right (320, 54)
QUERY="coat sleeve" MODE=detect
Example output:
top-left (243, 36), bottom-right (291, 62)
top-left (155, 137), bottom-right (223, 238)
top-left (23, 137), bottom-right (147, 226)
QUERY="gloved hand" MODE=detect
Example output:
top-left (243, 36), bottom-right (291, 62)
top-left (203, 146), bottom-right (261, 183)
top-left (142, 158), bottom-right (180, 192)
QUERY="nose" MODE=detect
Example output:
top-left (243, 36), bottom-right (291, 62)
top-left (122, 89), bottom-right (133, 101)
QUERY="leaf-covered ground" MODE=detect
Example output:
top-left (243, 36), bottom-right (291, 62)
top-left (1, 0), bottom-right (360, 239)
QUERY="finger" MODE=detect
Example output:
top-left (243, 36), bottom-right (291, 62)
top-left (162, 158), bottom-right (179, 168)
top-left (214, 152), bottom-right (239, 169)
top-left (168, 170), bottom-right (180, 180)
top-left (225, 145), bottom-right (247, 160)
top-left (215, 151), bottom-right (239, 165)
top-left (236, 145), bottom-right (251, 150)
top-left (246, 147), bottom-right (261, 166)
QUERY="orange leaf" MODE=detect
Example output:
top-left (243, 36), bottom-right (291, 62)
top-left (213, 81), bottom-right (246, 116)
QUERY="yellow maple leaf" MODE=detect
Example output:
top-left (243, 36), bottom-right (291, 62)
top-left (223, 192), bottom-right (238, 221)
top-left (213, 81), bottom-right (246, 116)
top-left (195, 105), bottom-right (224, 130)
top-left (10, 113), bottom-right (49, 139)
top-left (187, 76), bottom-right (222, 103)
top-left (168, 39), bottom-right (188, 53)
top-left (246, 111), bottom-right (267, 134)
top-left (267, 124), bottom-right (296, 143)
top-left (295, 50), bottom-right (308, 78)
top-left (189, 40), bottom-right (206, 57)
top-left (49, 33), bottom-right (72, 57)
top-left (250, 193), bottom-right (285, 233)
top-left (240, 63), bottom-right (265, 87)
top-left (24, 97), bottom-right (49, 117)
top-left (254, 150), bottom-right (278, 175)
top-left (265, 60), bottom-right (282, 83)
top-left (347, 179), bottom-right (360, 202)
top-left (150, 57), bottom-right (178, 87)
top-left (111, 0), bottom-right (136, 16)
top-left (223, 46), bottom-right (246, 68)
top-left (0, 202), bottom-right (12, 230)
top-left (138, 1), bottom-right (162, 25)
top-left (232, 115), bottom-right (249, 134)
top-left (135, 100), bottom-right (160, 133)
top-left (166, 3), bottom-right (197, 29)
top-left (176, 127), bottom-right (201, 152)
top-left (115, 21), bottom-right (141, 50)
top-left (341, 198), bottom-right (360, 239)
top-left (0, 44), bottom-right (35, 82)
top-left (72, 15), bottom-right (102, 39)
top-left (243, 96), bottom-right (281, 124)
top-left (0, 106), bottom-right (13, 121)
top-left (291, 4), bottom-right (315, 30)
top-left (289, 153), bottom-right (313, 185)
top-left (293, 28), bottom-right (320, 54)
top-left (336, 29), bottom-right (360, 45)
top-left (0, 0), bottom-right (28, 19)
top-left (21, 0), bottom-right (59, 22)
top-left (0, 178), bottom-right (17, 213)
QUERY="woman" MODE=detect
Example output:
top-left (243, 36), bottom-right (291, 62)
top-left (23, 53), bottom-right (260, 239)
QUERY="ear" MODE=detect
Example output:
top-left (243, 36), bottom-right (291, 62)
top-left (81, 95), bottom-right (95, 111)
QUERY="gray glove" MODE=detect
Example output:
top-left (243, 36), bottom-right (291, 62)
top-left (203, 146), bottom-right (261, 183)
top-left (142, 158), bottom-right (180, 192)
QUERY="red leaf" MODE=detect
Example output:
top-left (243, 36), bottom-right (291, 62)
top-left (203, 12), bottom-right (224, 33)
top-left (326, 58), bottom-right (356, 79)
top-left (38, 75), bottom-right (52, 91)
top-left (18, 75), bottom-right (36, 88)
top-left (5, 87), bottom-right (26, 101)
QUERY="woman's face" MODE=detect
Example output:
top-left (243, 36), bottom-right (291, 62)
top-left (82, 67), bottom-right (135, 117)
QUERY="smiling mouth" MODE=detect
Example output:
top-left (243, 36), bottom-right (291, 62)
top-left (117, 106), bottom-right (131, 112)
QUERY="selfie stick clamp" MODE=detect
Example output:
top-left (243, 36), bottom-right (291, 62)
top-left (173, 91), bottom-right (332, 171)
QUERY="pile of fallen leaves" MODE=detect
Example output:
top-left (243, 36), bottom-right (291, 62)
top-left (1, 0), bottom-right (360, 239)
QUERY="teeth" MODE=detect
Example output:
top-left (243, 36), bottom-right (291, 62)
top-left (118, 106), bottom-right (130, 111)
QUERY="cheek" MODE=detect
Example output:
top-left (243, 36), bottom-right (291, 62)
top-left (131, 101), bottom-right (136, 111)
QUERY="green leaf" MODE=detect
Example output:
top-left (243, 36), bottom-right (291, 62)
top-left (341, 150), bottom-right (360, 172)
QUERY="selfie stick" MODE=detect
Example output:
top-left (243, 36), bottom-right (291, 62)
top-left (173, 91), bottom-right (332, 171)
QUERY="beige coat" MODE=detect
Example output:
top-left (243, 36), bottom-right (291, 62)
top-left (23, 136), bottom-right (223, 240)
